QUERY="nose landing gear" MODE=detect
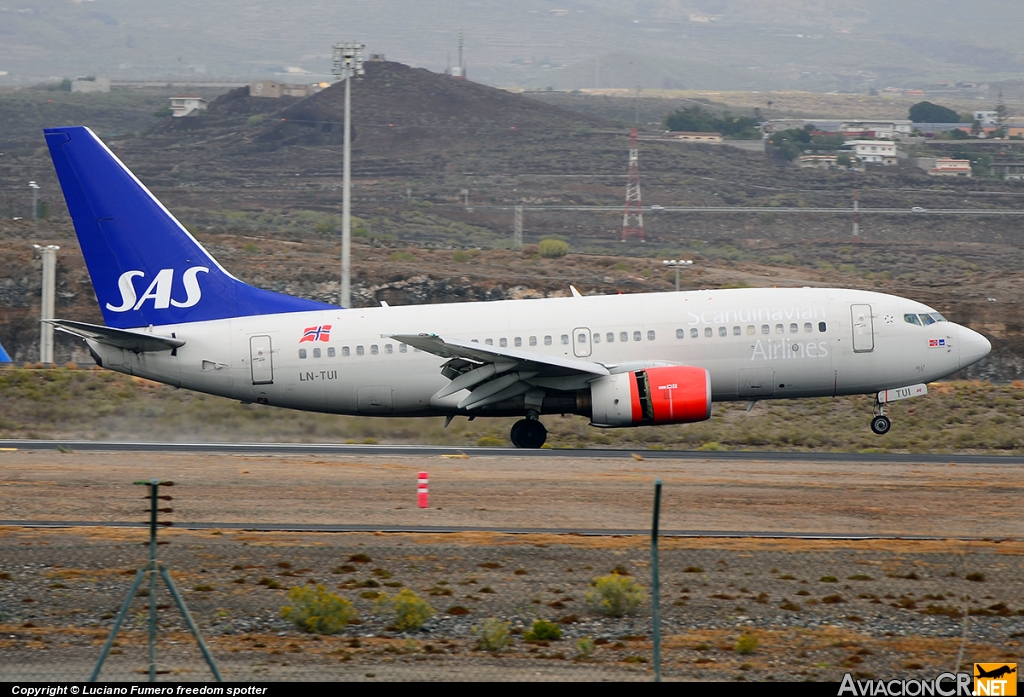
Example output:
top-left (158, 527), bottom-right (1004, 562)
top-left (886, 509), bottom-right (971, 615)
top-left (870, 397), bottom-right (891, 435)
top-left (510, 415), bottom-right (547, 449)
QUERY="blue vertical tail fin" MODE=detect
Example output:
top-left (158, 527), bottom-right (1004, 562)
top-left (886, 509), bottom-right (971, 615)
top-left (45, 126), bottom-right (336, 329)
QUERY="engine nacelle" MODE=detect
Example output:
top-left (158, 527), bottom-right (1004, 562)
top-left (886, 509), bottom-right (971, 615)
top-left (590, 366), bottom-right (712, 427)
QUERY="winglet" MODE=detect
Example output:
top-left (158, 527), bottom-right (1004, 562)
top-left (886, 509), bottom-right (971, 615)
top-left (570, 285), bottom-right (582, 297)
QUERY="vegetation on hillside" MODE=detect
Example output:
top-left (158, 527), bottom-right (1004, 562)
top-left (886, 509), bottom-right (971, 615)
top-left (664, 106), bottom-right (761, 139)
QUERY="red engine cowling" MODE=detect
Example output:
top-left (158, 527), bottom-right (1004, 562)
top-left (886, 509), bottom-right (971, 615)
top-left (590, 366), bottom-right (712, 427)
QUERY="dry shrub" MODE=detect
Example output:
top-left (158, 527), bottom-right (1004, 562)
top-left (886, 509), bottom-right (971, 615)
top-left (280, 584), bottom-right (358, 634)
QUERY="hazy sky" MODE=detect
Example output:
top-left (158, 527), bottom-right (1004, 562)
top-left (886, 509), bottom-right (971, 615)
top-left (2, 1), bottom-right (1022, 91)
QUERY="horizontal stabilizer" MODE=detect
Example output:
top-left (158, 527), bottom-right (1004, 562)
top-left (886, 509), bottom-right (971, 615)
top-left (46, 319), bottom-right (185, 353)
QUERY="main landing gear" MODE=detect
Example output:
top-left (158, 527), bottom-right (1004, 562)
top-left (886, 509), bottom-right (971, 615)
top-left (510, 416), bottom-right (547, 449)
top-left (870, 397), bottom-right (891, 435)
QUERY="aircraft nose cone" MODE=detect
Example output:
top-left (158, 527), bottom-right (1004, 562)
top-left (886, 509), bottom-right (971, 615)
top-left (958, 325), bottom-right (991, 369)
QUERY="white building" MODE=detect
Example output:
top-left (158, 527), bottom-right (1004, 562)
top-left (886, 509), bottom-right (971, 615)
top-left (169, 94), bottom-right (208, 118)
top-left (843, 140), bottom-right (897, 166)
top-left (974, 110), bottom-right (999, 126)
top-left (840, 120), bottom-right (913, 139)
top-left (71, 76), bottom-right (110, 93)
top-left (930, 158), bottom-right (972, 177)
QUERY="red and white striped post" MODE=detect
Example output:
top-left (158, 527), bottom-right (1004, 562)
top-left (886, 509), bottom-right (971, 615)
top-left (417, 471), bottom-right (429, 509)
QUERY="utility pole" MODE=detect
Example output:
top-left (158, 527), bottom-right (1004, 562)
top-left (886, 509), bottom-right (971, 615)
top-left (852, 189), bottom-right (860, 243)
top-left (33, 244), bottom-right (59, 365)
top-left (332, 42), bottom-right (365, 308)
top-left (513, 205), bottom-right (523, 250)
top-left (29, 181), bottom-right (40, 220)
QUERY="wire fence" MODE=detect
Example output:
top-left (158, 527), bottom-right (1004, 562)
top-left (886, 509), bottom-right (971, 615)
top-left (1, 529), bottom-right (1021, 681)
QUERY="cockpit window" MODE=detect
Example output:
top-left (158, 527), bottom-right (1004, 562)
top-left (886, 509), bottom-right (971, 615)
top-left (904, 313), bottom-right (922, 326)
top-left (919, 313), bottom-right (936, 326)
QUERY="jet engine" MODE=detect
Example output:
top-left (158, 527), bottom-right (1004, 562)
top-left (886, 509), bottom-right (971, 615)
top-left (589, 366), bottom-right (712, 427)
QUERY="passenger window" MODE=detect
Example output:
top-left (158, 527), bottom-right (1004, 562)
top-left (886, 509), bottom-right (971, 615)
top-left (633, 331), bottom-right (641, 342)
top-left (529, 336), bottom-right (537, 346)
top-left (818, 322), bottom-right (827, 332)
top-left (313, 348), bottom-right (321, 358)
top-left (593, 333), bottom-right (601, 344)
top-left (370, 345), bottom-right (378, 355)
top-left (299, 349), bottom-right (307, 359)
top-left (747, 325), bottom-right (755, 336)
top-left (356, 346), bottom-right (364, 356)
top-left (733, 326), bottom-right (741, 336)
top-left (676, 328), bottom-right (685, 339)
top-left (620, 331), bottom-right (629, 342)
top-left (905, 313), bottom-right (922, 326)
top-left (647, 330), bottom-right (656, 341)
top-left (414, 348), bottom-right (421, 353)
top-left (342, 346), bottom-right (350, 357)
top-left (328, 347), bottom-right (336, 357)
top-left (789, 323), bottom-right (798, 334)
top-left (399, 344), bottom-right (407, 353)
top-left (919, 314), bottom-right (936, 326)
top-left (561, 334), bottom-right (569, 345)
top-left (761, 324), bottom-right (770, 335)
top-left (499, 338), bottom-right (508, 347)
top-left (718, 326), bottom-right (727, 337)
top-left (514, 337), bottom-right (522, 347)
top-left (578, 333), bottom-right (588, 344)
top-left (544, 335), bottom-right (553, 346)
top-left (704, 327), bottom-right (712, 338)
top-left (775, 324), bottom-right (784, 334)
top-left (691, 328), bottom-right (699, 338)
top-left (606, 332), bottom-right (614, 343)
top-left (385, 344), bottom-right (393, 354)
top-left (485, 338), bottom-right (494, 345)
top-left (804, 322), bottom-right (812, 333)
top-left (471, 339), bottom-right (479, 343)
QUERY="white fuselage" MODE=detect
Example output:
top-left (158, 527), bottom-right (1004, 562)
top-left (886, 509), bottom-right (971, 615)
top-left (87, 287), bottom-right (987, 418)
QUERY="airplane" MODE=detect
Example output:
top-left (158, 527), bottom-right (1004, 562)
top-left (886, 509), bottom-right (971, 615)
top-left (42, 126), bottom-right (992, 448)
top-left (975, 665), bottom-right (1016, 680)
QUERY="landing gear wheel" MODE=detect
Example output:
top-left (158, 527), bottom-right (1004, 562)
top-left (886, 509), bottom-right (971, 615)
top-left (509, 419), bottom-right (525, 447)
top-left (510, 418), bottom-right (547, 449)
top-left (870, 415), bottom-right (891, 435)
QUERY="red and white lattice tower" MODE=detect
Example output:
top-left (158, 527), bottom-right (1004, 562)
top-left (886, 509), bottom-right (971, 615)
top-left (621, 127), bottom-right (644, 242)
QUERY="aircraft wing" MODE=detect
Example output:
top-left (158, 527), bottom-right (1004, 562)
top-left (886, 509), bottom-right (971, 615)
top-left (391, 333), bottom-right (609, 410)
top-left (47, 319), bottom-right (185, 353)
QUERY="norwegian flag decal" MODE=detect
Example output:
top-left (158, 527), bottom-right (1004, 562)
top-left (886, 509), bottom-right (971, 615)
top-left (928, 338), bottom-right (946, 348)
top-left (300, 325), bottom-right (332, 343)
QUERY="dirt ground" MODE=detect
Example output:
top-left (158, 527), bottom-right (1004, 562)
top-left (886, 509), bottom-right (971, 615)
top-left (0, 449), bottom-right (1022, 682)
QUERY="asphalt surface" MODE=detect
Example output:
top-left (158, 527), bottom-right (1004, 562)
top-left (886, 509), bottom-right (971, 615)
top-left (3, 439), bottom-right (1024, 465)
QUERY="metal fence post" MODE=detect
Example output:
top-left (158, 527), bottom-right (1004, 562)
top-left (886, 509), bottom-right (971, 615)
top-left (651, 478), bottom-right (662, 682)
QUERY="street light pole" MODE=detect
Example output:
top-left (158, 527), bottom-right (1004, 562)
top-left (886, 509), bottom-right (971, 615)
top-left (332, 42), bottom-right (364, 309)
top-left (662, 259), bottom-right (693, 291)
top-left (29, 181), bottom-right (40, 220)
top-left (33, 244), bottom-right (60, 365)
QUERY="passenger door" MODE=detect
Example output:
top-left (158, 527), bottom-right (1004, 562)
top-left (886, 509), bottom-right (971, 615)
top-left (851, 304), bottom-right (874, 353)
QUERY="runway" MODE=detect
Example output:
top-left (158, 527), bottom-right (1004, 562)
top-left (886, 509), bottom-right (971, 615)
top-left (3, 439), bottom-right (1024, 465)
top-left (0, 518), bottom-right (1011, 541)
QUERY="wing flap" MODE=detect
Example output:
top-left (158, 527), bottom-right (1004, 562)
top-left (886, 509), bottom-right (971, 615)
top-left (392, 334), bottom-right (610, 377)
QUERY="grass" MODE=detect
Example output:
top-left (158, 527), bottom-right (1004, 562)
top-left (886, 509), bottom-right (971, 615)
top-left (6, 369), bottom-right (1024, 453)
